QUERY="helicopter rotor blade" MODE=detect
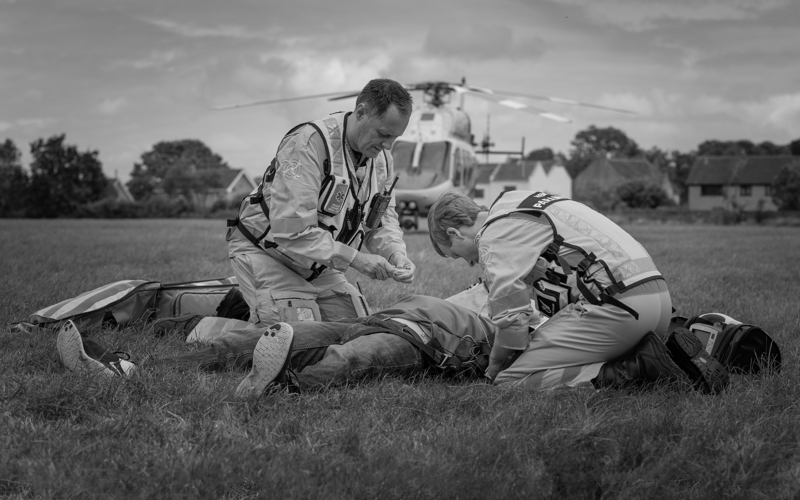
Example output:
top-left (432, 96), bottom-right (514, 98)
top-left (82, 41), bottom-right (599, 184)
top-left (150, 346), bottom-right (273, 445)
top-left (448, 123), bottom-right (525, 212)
top-left (463, 85), bottom-right (637, 115)
top-left (327, 92), bottom-right (361, 101)
top-left (214, 90), bottom-right (361, 110)
top-left (452, 84), bottom-right (572, 123)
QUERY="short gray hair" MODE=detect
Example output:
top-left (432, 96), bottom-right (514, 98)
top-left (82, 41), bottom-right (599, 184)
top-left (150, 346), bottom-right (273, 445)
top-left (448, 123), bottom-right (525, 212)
top-left (356, 79), bottom-right (413, 117)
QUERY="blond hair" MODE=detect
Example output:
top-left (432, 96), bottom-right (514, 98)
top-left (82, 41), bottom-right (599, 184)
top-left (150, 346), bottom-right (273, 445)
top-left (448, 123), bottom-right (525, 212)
top-left (427, 192), bottom-right (487, 257)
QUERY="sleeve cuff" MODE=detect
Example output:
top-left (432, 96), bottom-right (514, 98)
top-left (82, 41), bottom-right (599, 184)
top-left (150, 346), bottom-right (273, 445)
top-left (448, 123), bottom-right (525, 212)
top-left (497, 324), bottom-right (530, 350)
top-left (331, 242), bottom-right (359, 271)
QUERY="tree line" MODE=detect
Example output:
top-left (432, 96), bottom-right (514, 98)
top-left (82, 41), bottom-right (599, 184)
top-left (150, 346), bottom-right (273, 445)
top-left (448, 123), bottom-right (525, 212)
top-left (0, 136), bottom-right (236, 218)
top-left (2, 128), bottom-right (799, 218)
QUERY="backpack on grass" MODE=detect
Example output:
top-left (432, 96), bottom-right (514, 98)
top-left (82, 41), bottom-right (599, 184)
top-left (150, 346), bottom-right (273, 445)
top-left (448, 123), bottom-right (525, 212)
top-left (668, 313), bottom-right (781, 374)
top-left (16, 277), bottom-right (243, 333)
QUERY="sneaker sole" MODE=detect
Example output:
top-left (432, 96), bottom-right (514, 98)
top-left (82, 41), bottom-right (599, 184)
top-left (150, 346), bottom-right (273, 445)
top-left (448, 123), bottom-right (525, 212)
top-left (667, 328), bottom-right (729, 394)
top-left (57, 320), bottom-right (116, 379)
top-left (235, 323), bottom-right (294, 399)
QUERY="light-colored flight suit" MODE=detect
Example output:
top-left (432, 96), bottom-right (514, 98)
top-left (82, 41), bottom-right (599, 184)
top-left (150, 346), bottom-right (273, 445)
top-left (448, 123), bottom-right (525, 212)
top-left (480, 191), bottom-right (673, 389)
top-left (227, 112), bottom-right (407, 326)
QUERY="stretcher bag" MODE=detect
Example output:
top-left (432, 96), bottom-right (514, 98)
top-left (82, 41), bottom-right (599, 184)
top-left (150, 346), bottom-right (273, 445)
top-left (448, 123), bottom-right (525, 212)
top-left (669, 313), bottom-right (781, 374)
top-left (17, 277), bottom-right (240, 333)
top-left (154, 278), bottom-right (240, 319)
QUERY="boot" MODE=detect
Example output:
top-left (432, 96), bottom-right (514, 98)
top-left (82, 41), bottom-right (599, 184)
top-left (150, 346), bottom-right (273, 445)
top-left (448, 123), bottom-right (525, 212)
top-left (593, 331), bottom-right (691, 389)
top-left (215, 288), bottom-right (250, 321)
top-left (666, 327), bottom-right (729, 395)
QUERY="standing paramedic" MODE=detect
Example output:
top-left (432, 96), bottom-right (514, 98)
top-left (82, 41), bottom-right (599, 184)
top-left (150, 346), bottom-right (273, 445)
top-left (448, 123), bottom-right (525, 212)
top-left (426, 190), bottom-right (728, 393)
top-left (227, 79), bottom-right (416, 325)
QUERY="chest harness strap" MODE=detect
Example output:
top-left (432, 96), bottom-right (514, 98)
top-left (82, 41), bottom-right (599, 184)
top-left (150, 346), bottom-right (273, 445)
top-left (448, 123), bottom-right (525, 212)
top-left (227, 121), bottom-right (372, 282)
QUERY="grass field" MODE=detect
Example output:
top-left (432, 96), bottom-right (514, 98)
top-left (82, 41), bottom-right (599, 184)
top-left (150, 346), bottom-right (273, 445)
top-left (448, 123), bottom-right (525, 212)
top-left (1, 219), bottom-right (799, 499)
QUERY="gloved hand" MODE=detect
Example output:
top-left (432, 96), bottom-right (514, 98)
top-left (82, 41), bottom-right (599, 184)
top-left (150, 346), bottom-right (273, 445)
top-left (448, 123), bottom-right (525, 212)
top-left (351, 252), bottom-right (395, 281)
top-left (389, 253), bottom-right (416, 283)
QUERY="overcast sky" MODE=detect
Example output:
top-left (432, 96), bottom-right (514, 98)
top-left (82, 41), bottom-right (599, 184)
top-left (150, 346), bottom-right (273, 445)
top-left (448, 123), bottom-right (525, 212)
top-left (1, 0), bottom-right (798, 181)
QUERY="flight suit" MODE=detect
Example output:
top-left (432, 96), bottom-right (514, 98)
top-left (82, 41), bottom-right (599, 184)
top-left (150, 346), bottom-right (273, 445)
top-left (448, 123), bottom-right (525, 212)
top-left (227, 112), bottom-right (408, 326)
top-left (480, 190), bottom-right (673, 389)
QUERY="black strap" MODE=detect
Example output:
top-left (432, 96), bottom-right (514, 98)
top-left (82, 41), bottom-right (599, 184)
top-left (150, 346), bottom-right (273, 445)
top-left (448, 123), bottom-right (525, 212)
top-left (349, 320), bottom-right (464, 372)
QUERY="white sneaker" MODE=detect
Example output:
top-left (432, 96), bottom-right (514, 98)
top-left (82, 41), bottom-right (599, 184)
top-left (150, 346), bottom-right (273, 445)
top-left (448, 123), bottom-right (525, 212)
top-left (235, 323), bottom-right (294, 398)
top-left (57, 320), bottom-right (135, 378)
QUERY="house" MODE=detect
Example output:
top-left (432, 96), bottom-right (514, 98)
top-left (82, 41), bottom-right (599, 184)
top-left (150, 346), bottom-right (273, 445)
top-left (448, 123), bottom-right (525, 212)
top-left (202, 168), bottom-right (258, 208)
top-left (471, 159), bottom-right (572, 206)
top-left (573, 156), bottom-right (679, 205)
top-left (686, 156), bottom-right (799, 211)
top-left (470, 163), bottom-right (500, 206)
top-left (103, 178), bottom-right (136, 203)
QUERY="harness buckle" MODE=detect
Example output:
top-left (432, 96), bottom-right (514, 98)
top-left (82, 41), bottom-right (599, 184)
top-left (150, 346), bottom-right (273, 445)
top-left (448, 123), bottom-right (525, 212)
top-left (249, 192), bottom-right (263, 205)
top-left (577, 252), bottom-right (597, 275)
top-left (436, 352), bottom-right (454, 370)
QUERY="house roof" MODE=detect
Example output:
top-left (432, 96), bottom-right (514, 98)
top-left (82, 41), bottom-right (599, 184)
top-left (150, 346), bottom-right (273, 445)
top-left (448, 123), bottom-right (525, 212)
top-left (217, 169), bottom-right (245, 188)
top-left (593, 157), bottom-right (661, 179)
top-left (475, 164), bottom-right (500, 184)
top-left (104, 178), bottom-right (135, 203)
top-left (686, 156), bottom-right (799, 185)
top-left (492, 160), bottom-right (560, 182)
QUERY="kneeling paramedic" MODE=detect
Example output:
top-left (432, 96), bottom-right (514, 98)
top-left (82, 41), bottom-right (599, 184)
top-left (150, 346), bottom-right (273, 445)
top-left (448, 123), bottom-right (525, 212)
top-left (227, 78), bottom-right (416, 326)
top-left (427, 190), bottom-right (728, 393)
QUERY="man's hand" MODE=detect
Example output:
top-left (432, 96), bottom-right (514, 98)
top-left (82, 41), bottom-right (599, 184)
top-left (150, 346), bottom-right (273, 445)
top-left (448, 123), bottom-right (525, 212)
top-left (351, 252), bottom-right (395, 281)
top-left (389, 253), bottom-right (416, 283)
top-left (485, 344), bottom-right (518, 382)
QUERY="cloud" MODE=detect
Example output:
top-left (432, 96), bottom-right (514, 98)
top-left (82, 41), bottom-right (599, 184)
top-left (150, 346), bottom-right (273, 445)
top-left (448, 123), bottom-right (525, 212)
top-left (144, 18), bottom-right (273, 41)
top-left (424, 24), bottom-right (547, 60)
top-left (0, 121), bottom-right (10, 132)
top-left (546, 0), bottom-right (793, 30)
top-left (113, 49), bottom-right (184, 70)
top-left (98, 97), bottom-right (128, 116)
top-left (16, 118), bottom-right (56, 129)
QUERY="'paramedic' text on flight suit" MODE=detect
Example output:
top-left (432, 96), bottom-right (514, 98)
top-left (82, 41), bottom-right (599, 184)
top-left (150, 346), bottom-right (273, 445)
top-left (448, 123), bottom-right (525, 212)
top-left (479, 190), bottom-right (673, 389)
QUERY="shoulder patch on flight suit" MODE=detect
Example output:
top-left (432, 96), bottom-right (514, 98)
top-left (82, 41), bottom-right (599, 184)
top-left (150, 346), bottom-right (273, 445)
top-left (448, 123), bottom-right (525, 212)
top-left (279, 158), bottom-right (302, 179)
top-left (479, 242), bottom-right (493, 266)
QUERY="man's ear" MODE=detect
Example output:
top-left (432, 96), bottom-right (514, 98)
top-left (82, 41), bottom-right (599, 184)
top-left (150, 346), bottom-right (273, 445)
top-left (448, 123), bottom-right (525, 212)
top-left (445, 227), bottom-right (463, 240)
top-left (354, 103), bottom-right (367, 120)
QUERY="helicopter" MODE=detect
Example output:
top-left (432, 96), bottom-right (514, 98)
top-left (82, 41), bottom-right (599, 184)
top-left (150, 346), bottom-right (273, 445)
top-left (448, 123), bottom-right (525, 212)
top-left (216, 79), bottom-right (635, 230)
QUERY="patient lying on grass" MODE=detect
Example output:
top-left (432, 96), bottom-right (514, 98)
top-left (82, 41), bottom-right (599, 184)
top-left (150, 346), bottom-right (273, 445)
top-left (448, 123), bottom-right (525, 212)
top-left (57, 286), bottom-right (723, 396)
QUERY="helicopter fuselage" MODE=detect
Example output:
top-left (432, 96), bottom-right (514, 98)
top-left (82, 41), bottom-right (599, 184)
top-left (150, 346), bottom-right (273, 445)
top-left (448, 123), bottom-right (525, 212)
top-left (391, 106), bottom-right (478, 225)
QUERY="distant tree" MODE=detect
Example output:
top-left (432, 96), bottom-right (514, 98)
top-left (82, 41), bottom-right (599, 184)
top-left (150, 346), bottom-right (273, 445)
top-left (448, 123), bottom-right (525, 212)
top-left (566, 125), bottom-right (640, 178)
top-left (697, 139), bottom-right (789, 157)
top-left (525, 147), bottom-right (555, 161)
top-left (127, 140), bottom-right (230, 201)
top-left (696, 140), bottom-right (745, 156)
top-left (789, 139), bottom-right (800, 156)
top-left (754, 141), bottom-right (789, 156)
top-left (772, 165), bottom-right (800, 211)
top-left (25, 135), bottom-right (107, 218)
top-left (616, 180), bottom-right (671, 209)
top-left (644, 147), bottom-right (669, 171)
top-left (0, 139), bottom-right (30, 217)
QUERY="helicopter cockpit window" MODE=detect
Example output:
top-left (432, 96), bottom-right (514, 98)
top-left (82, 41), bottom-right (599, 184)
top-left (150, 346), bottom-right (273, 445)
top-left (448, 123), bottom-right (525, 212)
top-left (394, 141), bottom-right (451, 190)
top-left (391, 141), bottom-right (415, 170)
top-left (419, 142), bottom-right (450, 176)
